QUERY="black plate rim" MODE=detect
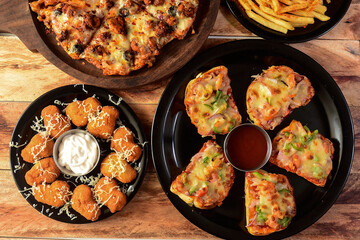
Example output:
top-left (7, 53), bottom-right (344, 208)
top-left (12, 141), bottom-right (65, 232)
top-left (151, 39), bottom-right (354, 239)
top-left (225, 0), bottom-right (352, 43)
top-left (10, 84), bottom-right (149, 224)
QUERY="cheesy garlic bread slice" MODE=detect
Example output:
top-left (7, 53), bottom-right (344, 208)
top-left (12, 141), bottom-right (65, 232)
top-left (270, 120), bottom-right (334, 187)
top-left (184, 66), bottom-right (241, 137)
top-left (170, 140), bottom-right (235, 209)
top-left (245, 170), bottom-right (296, 236)
top-left (246, 66), bottom-right (314, 130)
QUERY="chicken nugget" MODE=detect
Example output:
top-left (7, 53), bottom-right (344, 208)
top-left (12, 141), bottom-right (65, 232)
top-left (66, 97), bottom-right (102, 127)
top-left (25, 157), bottom-right (61, 186)
top-left (42, 105), bottom-right (71, 139)
top-left (71, 184), bottom-right (101, 221)
top-left (87, 106), bottom-right (119, 139)
top-left (33, 180), bottom-right (71, 207)
top-left (94, 177), bottom-right (127, 213)
top-left (111, 126), bottom-right (142, 162)
top-left (100, 152), bottom-right (137, 183)
top-left (21, 133), bottom-right (54, 163)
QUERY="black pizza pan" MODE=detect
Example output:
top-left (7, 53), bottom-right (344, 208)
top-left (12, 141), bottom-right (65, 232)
top-left (151, 39), bottom-right (354, 239)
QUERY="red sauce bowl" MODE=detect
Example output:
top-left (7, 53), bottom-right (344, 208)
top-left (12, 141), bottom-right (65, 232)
top-left (224, 123), bottom-right (272, 172)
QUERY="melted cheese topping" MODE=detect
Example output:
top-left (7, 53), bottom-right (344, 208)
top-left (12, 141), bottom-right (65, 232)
top-left (246, 170), bottom-right (296, 235)
top-left (170, 140), bottom-right (235, 209)
top-left (246, 66), bottom-right (314, 130)
top-left (271, 120), bottom-right (333, 186)
top-left (185, 66), bottom-right (241, 136)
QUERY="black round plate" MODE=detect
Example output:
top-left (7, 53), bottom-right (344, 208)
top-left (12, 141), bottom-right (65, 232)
top-left (10, 84), bottom-right (148, 223)
top-left (226, 0), bottom-right (352, 43)
top-left (151, 40), bottom-right (354, 239)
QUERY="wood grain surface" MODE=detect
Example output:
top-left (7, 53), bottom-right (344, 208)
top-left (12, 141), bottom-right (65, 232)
top-left (0, 0), bottom-right (359, 239)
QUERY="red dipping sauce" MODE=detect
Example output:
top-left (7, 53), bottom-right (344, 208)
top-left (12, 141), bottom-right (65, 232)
top-left (224, 124), bottom-right (271, 171)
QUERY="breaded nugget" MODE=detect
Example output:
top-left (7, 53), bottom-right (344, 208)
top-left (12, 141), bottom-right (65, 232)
top-left (100, 152), bottom-right (137, 183)
top-left (71, 184), bottom-right (101, 221)
top-left (111, 126), bottom-right (142, 162)
top-left (41, 105), bottom-right (72, 139)
top-left (33, 180), bottom-right (71, 207)
top-left (87, 106), bottom-right (119, 139)
top-left (25, 157), bottom-right (61, 186)
top-left (66, 97), bottom-right (102, 127)
top-left (94, 177), bottom-right (127, 213)
top-left (21, 133), bottom-right (54, 163)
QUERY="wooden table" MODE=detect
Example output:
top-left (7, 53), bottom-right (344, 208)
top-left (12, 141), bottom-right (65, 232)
top-left (0, 1), bottom-right (359, 239)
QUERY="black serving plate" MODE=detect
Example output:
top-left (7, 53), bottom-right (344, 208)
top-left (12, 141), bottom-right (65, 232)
top-left (151, 40), bottom-right (354, 239)
top-left (10, 84), bottom-right (148, 223)
top-left (226, 0), bottom-right (352, 43)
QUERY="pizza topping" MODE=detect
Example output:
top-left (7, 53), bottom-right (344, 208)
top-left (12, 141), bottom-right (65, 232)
top-left (185, 66), bottom-right (242, 137)
top-left (170, 140), bottom-right (235, 209)
top-left (270, 120), bottom-right (334, 186)
top-left (246, 170), bottom-right (296, 235)
top-left (247, 66), bottom-right (315, 130)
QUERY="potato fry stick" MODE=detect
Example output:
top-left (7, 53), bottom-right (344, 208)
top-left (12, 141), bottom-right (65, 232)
top-left (314, 4), bottom-right (327, 14)
top-left (247, 0), bottom-right (294, 30)
top-left (260, 5), bottom-right (315, 24)
top-left (272, 0), bottom-right (281, 13)
top-left (291, 10), bottom-right (315, 17)
top-left (312, 11), bottom-right (330, 21)
top-left (305, 0), bottom-right (321, 12)
top-left (246, 10), bottom-right (288, 33)
top-left (291, 22), bottom-right (309, 27)
top-left (278, 3), bottom-right (308, 14)
top-left (239, 0), bottom-right (252, 11)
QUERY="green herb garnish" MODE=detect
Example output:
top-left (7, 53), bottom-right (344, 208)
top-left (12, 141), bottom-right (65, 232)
top-left (278, 216), bottom-right (291, 227)
top-left (278, 189), bottom-right (291, 194)
top-left (204, 104), bottom-right (213, 110)
top-left (256, 206), bottom-right (268, 223)
top-left (189, 186), bottom-right (197, 195)
top-left (202, 156), bottom-right (209, 164)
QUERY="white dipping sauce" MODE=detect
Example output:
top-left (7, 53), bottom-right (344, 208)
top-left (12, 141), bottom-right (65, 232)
top-left (57, 132), bottom-right (98, 175)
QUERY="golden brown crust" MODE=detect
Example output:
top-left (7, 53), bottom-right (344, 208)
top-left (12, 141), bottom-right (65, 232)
top-left (71, 184), bottom-right (101, 221)
top-left (65, 97), bottom-right (102, 127)
top-left (41, 105), bottom-right (71, 139)
top-left (100, 152), bottom-right (137, 183)
top-left (87, 106), bottom-right (119, 139)
top-left (184, 66), bottom-right (241, 137)
top-left (25, 157), bottom-right (61, 186)
top-left (245, 170), bottom-right (296, 236)
top-left (94, 177), bottom-right (127, 213)
top-left (110, 126), bottom-right (142, 162)
top-left (33, 180), bottom-right (71, 207)
top-left (270, 120), bottom-right (334, 187)
top-left (170, 140), bottom-right (235, 209)
top-left (246, 66), bottom-right (315, 130)
top-left (21, 133), bottom-right (54, 163)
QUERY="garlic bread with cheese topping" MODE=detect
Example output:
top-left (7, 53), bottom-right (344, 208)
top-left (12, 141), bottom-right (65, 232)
top-left (245, 170), bottom-right (296, 236)
top-left (184, 66), bottom-right (242, 137)
top-left (170, 140), bottom-right (235, 209)
top-left (270, 120), bottom-right (334, 187)
top-left (246, 66), bottom-right (315, 130)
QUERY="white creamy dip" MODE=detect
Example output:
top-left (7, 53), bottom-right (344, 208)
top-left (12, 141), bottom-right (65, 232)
top-left (57, 132), bottom-right (99, 175)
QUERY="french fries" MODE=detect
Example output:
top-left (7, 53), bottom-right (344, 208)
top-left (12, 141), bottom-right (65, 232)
top-left (238, 0), bottom-right (331, 34)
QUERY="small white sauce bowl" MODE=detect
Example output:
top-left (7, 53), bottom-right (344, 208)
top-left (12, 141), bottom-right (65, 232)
top-left (53, 129), bottom-right (100, 176)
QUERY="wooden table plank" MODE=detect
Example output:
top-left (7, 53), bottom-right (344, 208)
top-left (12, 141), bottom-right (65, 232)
top-left (1, 37), bottom-right (360, 105)
top-left (0, 2), bottom-right (359, 239)
top-left (0, 170), bottom-right (359, 239)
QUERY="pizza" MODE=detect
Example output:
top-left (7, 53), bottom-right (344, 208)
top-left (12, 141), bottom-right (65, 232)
top-left (170, 140), bottom-right (235, 209)
top-left (29, 0), bottom-right (199, 75)
top-left (245, 170), bottom-right (296, 236)
top-left (246, 65), bottom-right (315, 130)
top-left (184, 66), bottom-right (242, 137)
top-left (270, 120), bottom-right (334, 187)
